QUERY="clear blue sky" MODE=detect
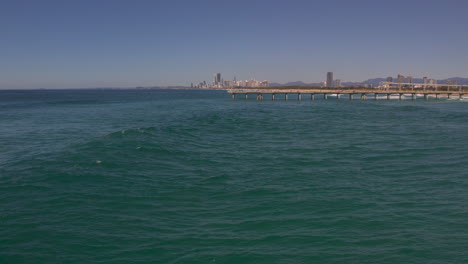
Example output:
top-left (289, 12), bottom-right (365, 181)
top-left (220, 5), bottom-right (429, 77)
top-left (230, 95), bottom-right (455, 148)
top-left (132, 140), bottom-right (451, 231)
top-left (1, 0), bottom-right (467, 88)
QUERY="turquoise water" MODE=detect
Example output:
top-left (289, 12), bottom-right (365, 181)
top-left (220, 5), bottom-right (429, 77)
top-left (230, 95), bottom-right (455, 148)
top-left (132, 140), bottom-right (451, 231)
top-left (1, 89), bottom-right (467, 263)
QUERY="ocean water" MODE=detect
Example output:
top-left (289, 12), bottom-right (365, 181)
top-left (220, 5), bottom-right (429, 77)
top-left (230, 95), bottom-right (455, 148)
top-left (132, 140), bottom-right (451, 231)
top-left (1, 89), bottom-right (467, 264)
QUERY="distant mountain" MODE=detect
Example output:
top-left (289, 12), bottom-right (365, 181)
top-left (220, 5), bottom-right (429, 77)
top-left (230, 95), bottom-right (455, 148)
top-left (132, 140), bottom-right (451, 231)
top-left (270, 77), bottom-right (468, 87)
top-left (444, 77), bottom-right (468, 84)
top-left (270, 81), bottom-right (321, 87)
top-left (269, 83), bottom-right (284, 87)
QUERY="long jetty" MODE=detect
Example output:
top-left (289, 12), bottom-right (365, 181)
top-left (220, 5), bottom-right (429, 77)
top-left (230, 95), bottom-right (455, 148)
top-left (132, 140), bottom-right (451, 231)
top-left (227, 87), bottom-right (466, 101)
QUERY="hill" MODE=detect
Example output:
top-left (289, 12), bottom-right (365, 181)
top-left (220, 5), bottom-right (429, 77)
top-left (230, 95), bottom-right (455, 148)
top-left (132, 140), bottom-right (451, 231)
top-left (270, 77), bottom-right (468, 87)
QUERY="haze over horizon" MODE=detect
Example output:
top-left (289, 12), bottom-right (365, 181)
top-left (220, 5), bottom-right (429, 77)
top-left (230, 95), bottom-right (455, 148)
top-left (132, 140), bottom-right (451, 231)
top-left (1, 0), bottom-right (467, 89)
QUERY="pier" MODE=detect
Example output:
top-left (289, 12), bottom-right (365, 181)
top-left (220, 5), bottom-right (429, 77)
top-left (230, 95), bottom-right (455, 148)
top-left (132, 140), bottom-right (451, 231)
top-left (227, 88), bottom-right (466, 101)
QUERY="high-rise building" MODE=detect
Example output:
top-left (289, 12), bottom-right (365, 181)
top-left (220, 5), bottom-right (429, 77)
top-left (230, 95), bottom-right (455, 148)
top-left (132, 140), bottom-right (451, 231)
top-left (423, 77), bottom-right (428, 89)
top-left (397, 74), bottom-right (404, 89)
top-left (335, 79), bottom-right (341, 88)
top-left (216, 73), bottom-right (221, 84)
top-left (386, 77), bottom-right (393, 82)
top-left (326, 72), bottom-right (334, 87)
top-left (407, 75), bottom-right (413, 84)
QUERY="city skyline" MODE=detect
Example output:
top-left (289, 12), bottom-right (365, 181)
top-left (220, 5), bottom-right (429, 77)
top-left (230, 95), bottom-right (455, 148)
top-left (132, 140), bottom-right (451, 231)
top-left (194, 72), bottom-right (269, 89)
top-left (191, 71), bottom-right (466, 90)
top-left (1, 0), bottom-right (468, 89)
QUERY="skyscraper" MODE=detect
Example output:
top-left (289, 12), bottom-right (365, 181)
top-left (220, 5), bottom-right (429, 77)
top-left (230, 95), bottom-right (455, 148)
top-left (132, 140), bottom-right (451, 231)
top-left (216, 73), bottom-right (221, 84)
top-left (335, 79), bottom-right (341, 88)
top-left (407, 75), bottom-right (413, 84)
top-left (397, 74), bottom-right (404, 89)
top-left (326, 72), bottom-right (334, 88)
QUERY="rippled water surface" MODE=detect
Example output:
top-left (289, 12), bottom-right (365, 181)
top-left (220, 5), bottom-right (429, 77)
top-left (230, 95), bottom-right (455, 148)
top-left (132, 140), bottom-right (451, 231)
top-left (1, 89), bottom-right (467, 263)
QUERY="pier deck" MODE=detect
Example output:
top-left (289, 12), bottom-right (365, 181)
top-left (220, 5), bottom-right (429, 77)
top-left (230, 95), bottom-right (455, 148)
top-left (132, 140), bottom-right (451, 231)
top-left (227, 88), bottom-right (466, 100)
